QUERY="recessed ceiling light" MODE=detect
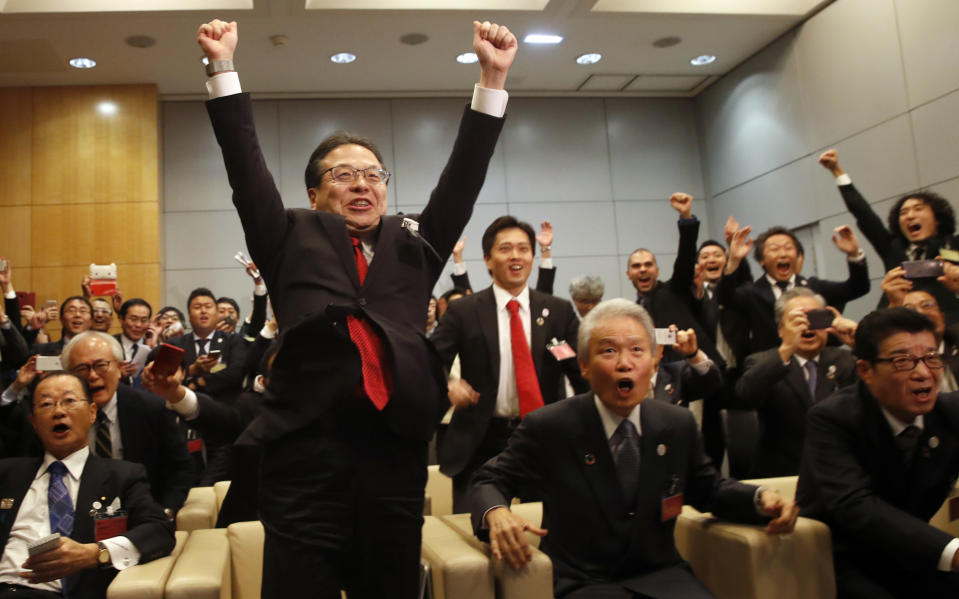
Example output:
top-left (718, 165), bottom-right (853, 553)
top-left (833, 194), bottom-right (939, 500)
top-left (652, 36), bottom-right (681, 48)
top-left (330, 52), bottom-right (356, 64)
top-left (69, 57), bottom-right (96, 69)
top-left (456, 52), bottom-right (478, 64)
top-left (576, 53), bottom-right (602, 65)
top-left (125, 35), bottom-right (156, 49)
top-left (97, 101), bottom-right (117, 115)
top-left (400, 33), bottom-right (429, 46)
top-left (524, 34), bottom-right (563, 45)
top-left (690, 54), bottom-right (716, 66)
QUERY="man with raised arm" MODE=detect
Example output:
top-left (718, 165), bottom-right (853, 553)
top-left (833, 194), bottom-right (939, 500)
top-left (196, 18), bottom-right (516, 598)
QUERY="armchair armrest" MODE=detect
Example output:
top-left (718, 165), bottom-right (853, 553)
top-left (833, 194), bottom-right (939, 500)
top-left (165, 528), bottom-right (231, 599)
top-left (176, 486), bottom-right (217, 532)
top-left (421, 515), bottom-right (495, 599)
top-left (107, 530), bottom-right (188, 599)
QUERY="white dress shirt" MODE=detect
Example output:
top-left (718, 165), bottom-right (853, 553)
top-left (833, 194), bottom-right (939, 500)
top-left (492, 284), bottom-right (531, 418)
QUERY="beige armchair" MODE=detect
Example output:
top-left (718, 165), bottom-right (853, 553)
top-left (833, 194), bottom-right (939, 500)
top-left (425, 465), bottom-right (454, 516)
top-left (175, 486), bottom-right (217, 532)
top-left (107, 530), bottom-right (188, 599)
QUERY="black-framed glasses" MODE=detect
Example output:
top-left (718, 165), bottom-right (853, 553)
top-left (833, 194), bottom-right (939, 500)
top-left (321, 165), bottom-right (391, 185)
top-left (35, 397), bottom-right (90, 414)
top-left (873, 353), bottom-right (944, 371)
top-left (71, 359), bottom-right (113, 378)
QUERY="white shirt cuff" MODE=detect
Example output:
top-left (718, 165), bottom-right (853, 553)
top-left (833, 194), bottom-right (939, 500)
top-left (206, 71), bottom-right (242, 99)
top-left (835, 174), bottom-right (852, 186)
top-left (540, 258), bottom-right (553, 269)
top-left (0, 385), bottom-right (24, 407)
top-left (166, 388), bottom-right (200, 421)
top-left (938, 538), bottom-right (959, 571)
top-left (259, 325), bottom-right (277, 339)
top-left (3, 290), bottom-right (15, 300)
top-left (847, 250), bottom-right (866, 263)
top-left (452, 262), bottom-right (468, 276)
top-left (102, 536), bottom-right (141, 571)
top-left (688, 357), bottom-right (714, 375)
top-left (471, 85), bottom-right (508, 118)
top-left (253, 282), bottom-right (267, 296)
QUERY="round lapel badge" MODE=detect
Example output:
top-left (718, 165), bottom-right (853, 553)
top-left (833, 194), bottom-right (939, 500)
top-left (584, 453), bottom-right (596, 465)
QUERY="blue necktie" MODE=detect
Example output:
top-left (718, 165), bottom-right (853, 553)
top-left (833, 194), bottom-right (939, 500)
top-left (804, 360), bottom-right (818, 399)
top-left (613, 420), bottom-right (640, 509)
top-left (48, 461), bottom-right (74, 537)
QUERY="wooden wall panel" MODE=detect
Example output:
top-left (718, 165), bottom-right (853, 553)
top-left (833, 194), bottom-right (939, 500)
top-left (31, 202), bottom-right (158, 267)
top-left (31, 85), bottom-right (158, 206)
top-left (0, 207), bottom-right (31, 267)
top-left (0, 89), bottom-right (32, 208)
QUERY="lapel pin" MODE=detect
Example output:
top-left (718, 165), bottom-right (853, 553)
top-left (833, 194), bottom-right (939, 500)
top-left (536, 317), bottom-right (545, 326)
top-left (665, 383), bottom-right (674, 395)
top-left (930, 436), bottom-right (940, 449)
top-left (584, 453), bottom-right (596, 465)
top-left (826, 365), bottom-right (836, 380)
top-left (92, 501), bottom-right (102, 510)
top-left (0, 498), bottom-right (13, 510)
top-left (953, 347), bottom-right (958, 356)
top-left (657, 444), bottom-right (667, 456)
top-left (541, 308), bottom-right (549, 318)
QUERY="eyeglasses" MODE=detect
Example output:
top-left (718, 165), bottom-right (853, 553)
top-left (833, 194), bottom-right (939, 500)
top-left (63, 307), bottom-right (91, 316)
top-left (92, 308), bottom-right (112, 316)
top-left (873, 353), bottom-right (944, 372)
top-left (34, 397), bottom-right (89, 414)
top-left (71, 360), bottom-right (113, 378)
top-left (321, 165), bottom-right (391, 185)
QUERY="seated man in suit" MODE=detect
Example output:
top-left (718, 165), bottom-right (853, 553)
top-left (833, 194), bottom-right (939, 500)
top-left (0, 332), bottom-right (195, 516)
top-left (798, 307), bottom-right (959, 598)
top-left (0, 371), bottom-right (174, 599)
top-left (720, 223), bottom-right (870, 356)
top-left (735, 288), bottom-right (858, 477)
top-left (432, 216), bottom-right (588, 512)
top-left (471, 298), bottom-right (798, 599)
top-left (882, 267), bottom-right (959, 393)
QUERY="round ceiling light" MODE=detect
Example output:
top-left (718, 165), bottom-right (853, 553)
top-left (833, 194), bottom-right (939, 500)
top-left (690, 54), bottom-right (717, 66)
top-left (330, 52), bottom-right (356, 64)
top-left (69, 57), bottom-right (96, 69)
top-left (456, 52), bottom-right (478, 64)
top-left (576, 53), bottom-right (602, 65)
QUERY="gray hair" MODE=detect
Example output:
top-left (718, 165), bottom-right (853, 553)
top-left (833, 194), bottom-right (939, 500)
top-left (568, 275), bottom-right (605, 302)
top-left (577, 298), bottom-right (656, 361)
top-left (61, 331), bottom-right (124, 368)
top-left (773, 287), bottom-right (826, 324)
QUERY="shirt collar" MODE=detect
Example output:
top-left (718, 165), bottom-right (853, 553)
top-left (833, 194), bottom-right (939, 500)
top-left (794, 354), bottom-right (821, 368)
top-left (38, 446), bottom-right (89, 482)
top-left (99, 393), bottom-right (118, 424)
top-left (492, 284), bottom-right (530, 313)
top-left (765, 272), bottom-right (796, 289)
top-left (593, 394), bottom-right (642, 440)
top-left (880, 406), bottom-right (924, 437)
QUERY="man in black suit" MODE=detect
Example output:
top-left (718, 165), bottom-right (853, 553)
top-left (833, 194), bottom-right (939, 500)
top-left (115, 298), bottom-right (152, 387)
top-left (32, 298), bottom-right (93, 357)
top-left (432, 216), bottom-right (588, 512)
top-left (0, 371), bottom-right (173, 599)
top-left (819, 149), bottom-right (959, 323)
top-left (197, 17), bottom-right (516, 599)
top-left (470, 299), bottom-right (798, 599)
top-left (449, 220), bottom-right (557, 295)
top-left (735, 288), bottom-right (858, 477)
top-left (798, 307), bottom-right (959, 598)
top-left (718, 223), bottom-right (870, 355)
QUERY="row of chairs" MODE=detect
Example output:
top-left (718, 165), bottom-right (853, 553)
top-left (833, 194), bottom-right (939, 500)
top-left (104, 468), bottom-right (959, 599)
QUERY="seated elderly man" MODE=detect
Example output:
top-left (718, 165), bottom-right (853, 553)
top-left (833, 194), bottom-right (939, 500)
top-left (735, 287), bottom-right (858, 477)
top-left (470, 298), bottom-right (798, 599)
top-left (568, 274), bottom-right (604, 319)
top-left (0, 371), bottom-right (173, 599)
top-left (798, 307), bottom-right (959, 597)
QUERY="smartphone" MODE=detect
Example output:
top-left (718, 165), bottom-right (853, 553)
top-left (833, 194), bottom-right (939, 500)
top-left (901, 259), bottom-right (944, 279)
top-left (35, 356), bottom-right (62, 372)
top-left (15, 291), bottom-right (36, 309)
top-left (223, 316), bottom-right (237, 327)
top-left (27, 533), bottom-right (61, 557)
top-left (207, 350), bottom-right (222, 361)
top-left (0, 259), bottom-right (6, 272)
top-left (153, 343), bottom-right (185, 376)
top-left (43, 299), bottom-right (57, 311)
top-left (233, 251), bottom-right (250, 267)
top-left (805, 309), bottom-right (834, 330)
top-left (654, 328), bottom-right (677, 345)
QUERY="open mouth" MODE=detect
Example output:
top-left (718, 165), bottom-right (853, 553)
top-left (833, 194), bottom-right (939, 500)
top-left (776, 261), bottom-right (792, 276)
top-left (616, 378), bottom-right (635, 397)
top-left (907, 223), bottom-right (922, 235)
top-left (348, 199), bottom-right (373, 210)
top-left (52, 423), bottom-right (70, 434)
top-left (800, 331), bottom-right (817, 340)
top-left (912, 386), bottom-right (933, 400)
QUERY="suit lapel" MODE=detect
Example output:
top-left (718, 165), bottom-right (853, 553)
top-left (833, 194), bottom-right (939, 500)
top-left (73, 454), bottom-right (105, 544)
top-left (755, 276), bottom-right (776, 309)
top-left (116, 387), bottom-right (135, 459)
top-left (317, 211), bottom-right (361, 289)
top-left (477, 289), bottom-right (500, 386)
top-left (183, 333), bottom-right (197, 364)
top-left (569, 398), bottom-right (622, 529)
top-left (635, 401), bottom-right (669, 524)
top-left (528, 292), bottom-right (546, 379)
top-left (786, 358), bottom-right (814, 407)
top-left (653, 367), bottom-right (673, 404)
top-left (0, 459), bottom-right (42, 542)
top-left (366, 218), bottom-right (398, 286)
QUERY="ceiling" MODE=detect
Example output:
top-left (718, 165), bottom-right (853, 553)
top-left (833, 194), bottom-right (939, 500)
top-left (0, 0), bottom-right (832, 99)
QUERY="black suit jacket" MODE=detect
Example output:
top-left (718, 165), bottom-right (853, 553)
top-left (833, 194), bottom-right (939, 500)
top-left (735, 346), bottom-right (858, 477)
top-left (718, 263), bottom-right (870, 355)
top-left (0, 323), bottom-right (29, 377)
top-left (798, 383), bottom-right (959, 579)
top-left (652, 360), bottom-right (723, 407)
top-left (0, 385), bottom-right (194, 513)
top-left (207, 93), bottom-right (503, 444)
top-left (470, 393), bottom-right (763, 598)
top-left (431, 287), bottom-right (587, 477)
top-left (838, 182), bottom-right (959, 323)
top-left (0, 454), bottom-right (174, 599)
top-left (167, 330), bottom-right (246, 402)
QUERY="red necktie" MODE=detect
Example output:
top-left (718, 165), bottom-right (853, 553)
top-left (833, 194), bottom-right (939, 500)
top-left (347, 235), bottom-right (392, 410)
top-left (506, 299), bottom-right (543, 416)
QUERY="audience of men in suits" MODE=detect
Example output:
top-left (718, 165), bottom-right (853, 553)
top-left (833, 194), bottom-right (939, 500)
top-left (734, 288), bottom-right (859, 477)
top-left (0, 371), bottom-right (174, 599)
top-left (469, 298), bottom-right (798, 599)
top-left (432, 216), bottom-right (588, 512)
top-left (798, 307), bottom-right (959, 598)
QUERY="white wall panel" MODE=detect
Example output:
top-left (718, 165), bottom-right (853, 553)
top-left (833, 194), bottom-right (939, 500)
top-left (165, 210), bottom-right (246, 270)
top-left (509, 202), bottom-right (618, 258)
top-left (911, 90), bottom-right (959, 187)
top-left (895, 0), bottom-right (959, 109)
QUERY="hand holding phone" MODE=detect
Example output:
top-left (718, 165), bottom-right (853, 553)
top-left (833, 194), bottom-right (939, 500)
top-left (901, 259), bottom-right (944, 279)
top-left (153, 343), bottom-right (185, 377)
top-left (805, 309), bottom-right (835, 331)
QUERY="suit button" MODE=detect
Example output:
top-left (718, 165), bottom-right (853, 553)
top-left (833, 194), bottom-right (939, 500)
top-left (358, 298), bottom-right (367, 306)
top-left (627, 511), bottom-right (635, 518)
